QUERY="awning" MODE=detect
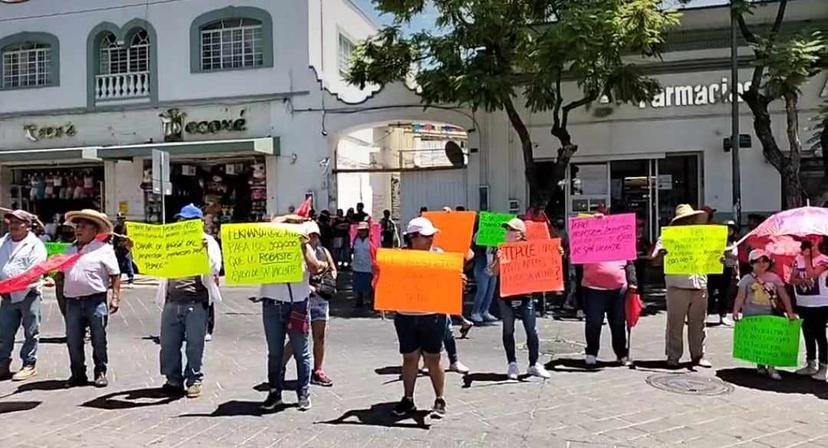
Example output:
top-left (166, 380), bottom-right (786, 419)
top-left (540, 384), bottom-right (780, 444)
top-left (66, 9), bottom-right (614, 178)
top-left (0, 147), bottom-right (100, 163)
top-left (98, 137), bottom-right (279, 160)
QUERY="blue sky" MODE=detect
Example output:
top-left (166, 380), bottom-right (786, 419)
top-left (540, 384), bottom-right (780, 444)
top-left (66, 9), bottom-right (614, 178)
top-left (352, 0), bottom-right (727, 33)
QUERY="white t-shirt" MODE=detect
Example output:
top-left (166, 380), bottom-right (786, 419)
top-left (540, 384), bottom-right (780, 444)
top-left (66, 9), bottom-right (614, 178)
top-left (63, 240), bottom-right (120, 298)
top-left (793, 254), bottom-right (828, 308)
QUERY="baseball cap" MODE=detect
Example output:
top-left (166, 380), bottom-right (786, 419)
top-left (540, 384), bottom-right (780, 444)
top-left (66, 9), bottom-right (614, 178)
top-left (749, 249), bottom-right (771, 263)
top-left (406, 217), bottom-right (439, 236)
top-left (4, 209), bottom-right (33, 224)
top-left (175, 203), bottom-right (203, 219)
top-left (304, 220), bottom-right (321, 236)
top-left (503, 218), bottom-right (526, 233)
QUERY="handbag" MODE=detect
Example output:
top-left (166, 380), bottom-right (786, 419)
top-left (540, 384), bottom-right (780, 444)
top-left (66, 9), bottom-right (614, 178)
top-left (311, 270), bottom-right (337, 300)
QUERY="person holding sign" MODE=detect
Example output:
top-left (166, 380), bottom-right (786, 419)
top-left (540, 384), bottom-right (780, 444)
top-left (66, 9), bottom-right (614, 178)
top-left (490, 218), bottom-right (552, 381)
top-left (732, 249), bottom-right (796, 380)
top-left (259, 215), bottom-right (328, 413)
top-left (791, 238), bottom-right (828, 379)
top-left (155, 205), bottom-right (222, 399)
top-left (61, 209), bottom-right (121, 388)
top-left (0, 210), bottom-right (47, 382)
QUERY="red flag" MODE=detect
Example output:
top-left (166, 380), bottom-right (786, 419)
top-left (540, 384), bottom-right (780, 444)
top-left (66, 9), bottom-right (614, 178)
top-left (625, 287), bottom-right (644, 328)
top-left (295, 197), bottom-right (313, 218)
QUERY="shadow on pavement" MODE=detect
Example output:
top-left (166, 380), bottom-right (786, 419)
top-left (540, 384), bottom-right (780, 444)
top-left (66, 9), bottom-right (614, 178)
top-left (82, 387), bottom-right (184, 410)
top-left (545, 358), bottom-right (611, 372)
top-left (0, 401), bottom-right (40, 415)
top-left (374, 366), bottom-right (402, 376)
top-left (141, 335), bottom-right (161, 345)
top-left (14, 379), bottom-right (72, 393)
top-left (716, 368), bottom-right (828, 399)
top-left (318, 402), bottom-right (430, 429)
top-left (252, 381), bottom-right (298, 392)
top-left (181, 400), bottom-right (296, 417)
top-left (39, 336), bottom-right (67, 344)
top-left (461, 372), bottom-right (530, 388)
top-left (631, 360), bottom-right (694, 372)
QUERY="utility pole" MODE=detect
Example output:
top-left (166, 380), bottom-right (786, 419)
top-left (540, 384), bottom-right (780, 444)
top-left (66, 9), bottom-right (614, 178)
top-left (730, 1), bottom-right (742, 227)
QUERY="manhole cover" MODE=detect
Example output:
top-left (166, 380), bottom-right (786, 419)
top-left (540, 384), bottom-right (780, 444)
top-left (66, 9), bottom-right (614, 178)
top-left (537, 339), bottom-right (584, 356)
top-left (646, 373), bottom-right (734, 396)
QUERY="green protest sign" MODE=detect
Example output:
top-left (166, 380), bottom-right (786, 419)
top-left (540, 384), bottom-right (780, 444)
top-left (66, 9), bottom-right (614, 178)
top-left (45, 242), bottom-right (70, 257)
top-left (475, 212), bottom-right (516, 247)
top-left (732, 315), bottom-right (801, 367)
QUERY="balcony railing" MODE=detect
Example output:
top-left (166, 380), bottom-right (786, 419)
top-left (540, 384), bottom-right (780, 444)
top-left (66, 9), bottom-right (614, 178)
top-left (95, 71), bottom-right (150, 101)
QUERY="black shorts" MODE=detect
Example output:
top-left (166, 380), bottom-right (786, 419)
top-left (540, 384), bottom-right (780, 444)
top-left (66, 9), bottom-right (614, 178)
top-left (393, 313), bottom-right (446, 355)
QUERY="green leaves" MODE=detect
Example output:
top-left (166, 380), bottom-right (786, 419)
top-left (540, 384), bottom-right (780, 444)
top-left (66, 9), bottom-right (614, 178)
top-left (762, 31), bottom-right (826, 98)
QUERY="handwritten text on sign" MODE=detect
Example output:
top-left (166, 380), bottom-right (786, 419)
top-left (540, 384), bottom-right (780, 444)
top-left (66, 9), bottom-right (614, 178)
top-left (127, 220), bottom-right (210, 278)
top-left (475, 212), bottom-right (516, 247)
top-left (374, 249), bottom-right (464, 315)
top-left (733, 315), bottom-right (801, 367)
top-left (662, 225), bottom-right (727, 275)
top-left (500, 239), bottom-right (564, 297)
top-left (569, 213), bottom-right (636, 264)
top-left (221, 223), bottom-right (303, 285)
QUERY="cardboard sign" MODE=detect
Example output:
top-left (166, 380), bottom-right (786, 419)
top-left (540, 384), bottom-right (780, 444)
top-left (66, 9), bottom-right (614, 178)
top-left (45, 242), bottom-right (70, 258)
top-left (374, 248), bottom-right (464, 314)
top-left (662, 225), bottom-right (728, 275)
top-left (475, 212), bottom-right (516, 247)
top-left (525, 221), bottom-right (551, 241)
top-left (569, 213), bottom-right (636, 264)
top-left (500, 239), bottom-right (564, 297)
top-left (221, 223), bottom-right (304, 285)
top-left (127, 221), bottom-right (210, 278)
top-left (423, 211), bottom-right (476, 253)
top-left (733, 315), bottom-right (801, 367)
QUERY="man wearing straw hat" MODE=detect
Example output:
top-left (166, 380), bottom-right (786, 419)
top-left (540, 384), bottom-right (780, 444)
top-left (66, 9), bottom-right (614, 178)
top-left (0, 210), bottom-right (47, 381)
top-left (61, 209), bottom-right (121, 387)
top-left (651, 204), bottom-right (713, 368)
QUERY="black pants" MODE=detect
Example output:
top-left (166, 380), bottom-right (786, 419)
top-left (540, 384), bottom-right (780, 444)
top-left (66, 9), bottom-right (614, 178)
top-left (207, 303), bottom-right (215, 335)
top-left (707, 267), bottom-right (736, 316)
top-left (799, 306), bottom-right (828, 364)
top-left (583, 287), bottom-right (628, 358)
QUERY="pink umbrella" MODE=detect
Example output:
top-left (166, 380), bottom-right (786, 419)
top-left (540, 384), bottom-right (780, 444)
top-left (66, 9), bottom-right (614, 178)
top-left (745, 207), bottom-right (828, 240)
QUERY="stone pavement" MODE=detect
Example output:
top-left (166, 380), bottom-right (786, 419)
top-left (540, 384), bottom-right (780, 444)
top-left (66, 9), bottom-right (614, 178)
top-left (1, 285), bottom-right (828, 448)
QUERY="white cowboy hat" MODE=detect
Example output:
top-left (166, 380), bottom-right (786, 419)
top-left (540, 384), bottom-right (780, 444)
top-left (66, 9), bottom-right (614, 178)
top-left (669, 204), bottom-right (707, 225)
top-left (65, 209), bottom-right (114, 234)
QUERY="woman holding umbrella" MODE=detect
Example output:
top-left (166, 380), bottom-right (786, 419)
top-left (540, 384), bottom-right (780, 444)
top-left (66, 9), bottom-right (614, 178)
top-left (792, 238), bottom-right (828, 379)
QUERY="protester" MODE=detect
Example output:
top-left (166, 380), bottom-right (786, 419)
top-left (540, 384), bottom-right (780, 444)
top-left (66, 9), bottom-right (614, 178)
top-left (283, 220), bottom-right (337, 387)
top-left (332, 209), bottom-right (350, 268)
top-left (156, 204), bottom-right (222, 398)
top-left (0, 210), bottom-right (47, 381)
top-left (707, 221), bottom-right (739, 326)
top-left (652, 205), bottom-right (712, 368)
top-left (792, 238), bottom-right (828, 379)
top-left (490, 218), bottom-right (551, 380)
top-left (61, 209), bottom-right (121, 387)
top-left (732, 249), bottom-right (796, 380)
top-left (353, 203), bottom-right (369, 223)
top-left (351, 221), bottom-right (374, 308)
top-left (379, 209), bottom-right (399, 248)
top-left (317, 210), bottom-right (334, 251)
top-left (112, 213), bottom-right (135, 288)
top-left (54, 222), bottom-right (77, 319)
top-left (470, 232), bottom-right (498, 325)
top-left (259, 215), bottom-right (325, 412)
top-left (392, 217), bottom-right (449, 418)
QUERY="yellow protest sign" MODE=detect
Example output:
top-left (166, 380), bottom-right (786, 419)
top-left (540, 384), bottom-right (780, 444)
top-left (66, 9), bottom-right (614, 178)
top-left (221, 223), bottom-right (304, 285)
top-left (127, 220), bottom-right (210, 278)
top-left (662, 225), bottom-right (728, 275)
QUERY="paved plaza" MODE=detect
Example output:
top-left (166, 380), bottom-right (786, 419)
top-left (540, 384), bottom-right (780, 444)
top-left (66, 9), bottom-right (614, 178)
top-left (1, 283), bottom-right (828, 448)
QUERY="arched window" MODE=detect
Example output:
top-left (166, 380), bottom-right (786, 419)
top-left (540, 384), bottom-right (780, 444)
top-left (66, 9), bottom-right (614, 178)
top-left (1, 41), bottom-right (53, 88)
top-left (99, 29), bottom-right (149, 75)
top-left (200, 18), bottom-right (263, 71)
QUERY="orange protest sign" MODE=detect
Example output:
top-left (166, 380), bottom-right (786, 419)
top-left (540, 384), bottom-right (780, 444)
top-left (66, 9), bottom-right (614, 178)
top-left (422, 211), bottom-right (476, 254)
top-left (499, 239), bottom-right (564, 297)
top-left (525, 221), bottom-right (551, 241)
top-left (374, 248), bottom-right (464, 314)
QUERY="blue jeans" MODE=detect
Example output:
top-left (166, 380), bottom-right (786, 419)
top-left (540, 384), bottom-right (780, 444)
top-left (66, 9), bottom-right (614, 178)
top-left (118, 252), bottom-right (135, 282)
top-left (471, 265), bottom-right (497, 318)
top-left (443, 316), bottom-right (457, 364)
top-left (262, 299), bottom-right (311, 398)
top-left (160, 300), bottom-right (208, 387)
top-left (0, 292), bottom-right (41, 366)
top-left (583, 287), bottom-right (628, 358)
top-left (66, 293), bottom-right (109, 377)
top-left (499, 298), bottom-right (540, 365)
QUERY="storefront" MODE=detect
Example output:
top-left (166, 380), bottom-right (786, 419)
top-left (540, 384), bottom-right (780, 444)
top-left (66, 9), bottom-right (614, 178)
top-left (9, 164), bottom-right (104, 226)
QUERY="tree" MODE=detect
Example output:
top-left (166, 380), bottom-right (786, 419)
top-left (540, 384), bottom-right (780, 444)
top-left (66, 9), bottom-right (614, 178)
top-left (346, 0), bottom-right (679, 208)
top-left (727, 0), bottom-right (827, 208)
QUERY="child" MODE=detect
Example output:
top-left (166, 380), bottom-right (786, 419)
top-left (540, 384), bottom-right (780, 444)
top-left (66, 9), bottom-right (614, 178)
top-left (733, 249), bottom-right (797, 380)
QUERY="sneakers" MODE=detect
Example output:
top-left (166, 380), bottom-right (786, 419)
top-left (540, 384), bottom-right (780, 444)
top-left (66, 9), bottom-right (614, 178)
top-left (767, 367), bottom-right (782, 381)
top-left (260, 390), bottom-right (283, 412)
top-left (693, 358), bottom-right (712, 368)
top-left (811, 363), bottom-right (828, 381)
top-left (204, 333), bottom-right (212, 342)
top-left (94, 372), bottom-right (108, 388)
top-left (186, 383), bottom-right (202, 398)
top-left (720, 315), bottom-right (734, 327)
top-left (311, 370), bottom-right (334, 387)
top-left (430, 397), bottom-right (446, 419)
top-left (297, 394), bottom-right (312, 411)
top-left (618, 357), bottom-right (633, 367)
top-left (482, 313), bottom-right (500, 323)
top-left (470, 313), bottom-right (484, 324)
top-left (527, 363), bottom-right (551, 379)
top-left (160, 382), bottom-right (184, 395)
top-left (796, 360), bottom-right (819, 376)
top-left (459, 321), bottom-right (473, 338)
top-left (11, 365), bottom-right (36, 382)
top-left (506, 362), bottom-right (519, 380)
top-left (392, 397), bottom-right (416, 416)
top-left (585, 355), bottom-right (598, 367)
top-left (448, 361), bottom-right (470, 374)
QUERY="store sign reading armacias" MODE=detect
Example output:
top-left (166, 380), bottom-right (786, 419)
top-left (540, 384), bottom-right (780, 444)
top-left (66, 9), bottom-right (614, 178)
top-left (638, 77), bottom-right (751, 109)
top-left (160, 108), bottom-right (247, 142)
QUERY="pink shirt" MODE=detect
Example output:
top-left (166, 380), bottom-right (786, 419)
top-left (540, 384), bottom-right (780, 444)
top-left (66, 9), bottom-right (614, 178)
top-left (582, 261), bottom-right (628, 290)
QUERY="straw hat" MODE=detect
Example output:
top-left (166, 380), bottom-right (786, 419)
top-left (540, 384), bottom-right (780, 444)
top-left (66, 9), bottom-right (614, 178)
top-left (669, 204), bottom-right (707, 225)
top-left (65, 209), bottom-right (113, 234)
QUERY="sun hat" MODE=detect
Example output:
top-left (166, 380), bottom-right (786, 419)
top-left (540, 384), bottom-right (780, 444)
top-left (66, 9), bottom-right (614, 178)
top-left (670, 204), bottom-right (707, 225)
top-left (503, 218), bottom-right (527, 233)
top-left (357, 221), bottom-right (370, 231)
top-left (406, 217), bottom-right (439, 236)
top-left (64, 209), bottom-right (113, 234)
top-left (175, 203), bottom-right (203, 220)
top-left (749, 249), bottom-right (771, 263)
top-left (4, 209), bottom-right (34, 224)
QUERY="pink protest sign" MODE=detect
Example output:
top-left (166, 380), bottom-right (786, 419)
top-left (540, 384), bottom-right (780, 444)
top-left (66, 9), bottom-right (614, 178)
top-left (568, 213), bottom-right (636, 264)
